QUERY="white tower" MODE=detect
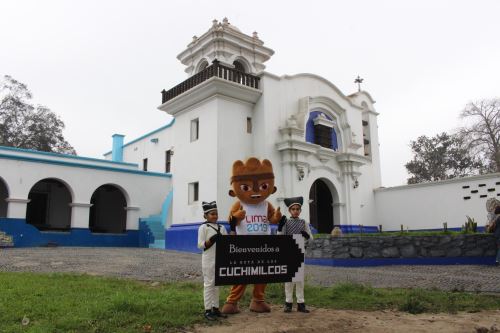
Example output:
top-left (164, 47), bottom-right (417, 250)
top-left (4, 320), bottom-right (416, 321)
top-left (158, 19), bottom-right (274, 225)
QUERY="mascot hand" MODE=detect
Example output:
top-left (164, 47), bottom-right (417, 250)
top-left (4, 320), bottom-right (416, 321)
top-left (272, 207), bottom-right (282, 223)
top-left (300, 230), bottom-right (310, 240)
top-left (233, 209), bottom-right (246, 221)
top-left (278, 215), bottom-right (287, 232)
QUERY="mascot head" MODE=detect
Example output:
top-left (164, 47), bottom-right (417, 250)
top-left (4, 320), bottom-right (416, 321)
top-left (229, 157), bottom-right (277, 205)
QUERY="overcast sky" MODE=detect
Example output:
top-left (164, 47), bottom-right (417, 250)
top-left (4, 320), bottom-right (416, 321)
top-left (1, 0), bottom-right (499, 186)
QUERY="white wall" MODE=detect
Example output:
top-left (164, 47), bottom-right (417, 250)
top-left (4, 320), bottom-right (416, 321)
top-left (0, 151), bottom-right (171, 230)
top-left (216, 97), bottom-right (254, 220)
top-left (375, 173), bottom-right (500, 230)
top-left (171, 98), bottom-right (218, 224)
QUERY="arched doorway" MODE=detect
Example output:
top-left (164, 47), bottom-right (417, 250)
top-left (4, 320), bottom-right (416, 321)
top-left (89, 185), bottom-right (127, 234)
top-left (0, 177), bottom-right (8, 218)
top-left (309, 179), bottom-right (334, 233)
top-left (26, 179), bottom-right (72, 231)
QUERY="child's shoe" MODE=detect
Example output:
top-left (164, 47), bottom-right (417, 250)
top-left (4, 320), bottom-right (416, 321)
top-left (284, 302), bottom-right (292, 313)
top-left (297, 303), bottom-right (310, 313)
top-left (212, 307), bottom-right (227, 318)
top-left (204, 309), bottom-right (217, 321)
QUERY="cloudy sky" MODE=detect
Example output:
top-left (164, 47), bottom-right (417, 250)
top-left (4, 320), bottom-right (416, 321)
top-left (1, 0), bottom-right (499, 186)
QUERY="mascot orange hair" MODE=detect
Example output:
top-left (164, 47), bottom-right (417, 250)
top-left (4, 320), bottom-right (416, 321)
top-left (221, 157), bottom-right (282, 314)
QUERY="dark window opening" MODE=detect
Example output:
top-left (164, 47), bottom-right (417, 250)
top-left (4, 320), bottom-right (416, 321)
top-left (165, 150), bottom-right (172, 173)
top-left (189, 182), bottom-right (199, 204)
top-left (247, 117), bottom-right (252, 134)
top-left (314, 125), bottom-right (332, 149)
top-left (143, 158), bottom-right (148, 171)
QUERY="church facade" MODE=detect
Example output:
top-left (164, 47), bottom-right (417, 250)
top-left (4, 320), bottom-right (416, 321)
top-left (1, 19), bottom-right (498, 249)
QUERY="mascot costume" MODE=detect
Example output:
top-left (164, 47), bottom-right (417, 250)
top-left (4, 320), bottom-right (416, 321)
top-left (221, 157), bottom-right (282, 314)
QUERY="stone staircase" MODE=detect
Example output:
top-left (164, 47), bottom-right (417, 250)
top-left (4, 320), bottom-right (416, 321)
top-left (0, 231), bottom-right (14, 247)
top-left (142, 215), bottom-right (165, 249)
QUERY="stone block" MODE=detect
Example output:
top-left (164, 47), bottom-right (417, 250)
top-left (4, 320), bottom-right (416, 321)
top-left (429, 249), bottom-right (446, 257)
top-left (333, 252), bottom-right (351, 259)
top-left (464, 248), bottom-right (484, 257)
top-left (349, 247), bottom-right (363, 258)
top-left (400, 244), bottom-right (417, 257)
top-left (484, 249), bottom-right (496, 256)
top-left (445, 248), bottom-right (462, 257)
top-left (381, 247), bottom-right (399, 258)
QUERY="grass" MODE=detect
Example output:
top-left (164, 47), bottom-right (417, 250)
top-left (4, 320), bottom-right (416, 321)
top-left (1, 272), bottom-right (500, 332)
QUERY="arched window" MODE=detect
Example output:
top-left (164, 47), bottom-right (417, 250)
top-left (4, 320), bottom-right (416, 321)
top-left (26, 179), bottom-right (72, 231)
top-left (89, 185), bottom-right (127, 234)
top-left (305, 111), bottom-right (340, 150)
top-left (197, 60), bottom-right (209, 73)
top-left (233, 60), bottom-right (246, 73)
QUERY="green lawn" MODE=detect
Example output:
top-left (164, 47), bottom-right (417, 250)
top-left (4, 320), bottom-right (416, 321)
top-left (1, 272), bottom-right (499, 332)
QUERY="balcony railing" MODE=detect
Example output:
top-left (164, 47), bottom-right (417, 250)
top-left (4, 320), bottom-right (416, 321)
top-left (161, 60), bottom-right (260, 104)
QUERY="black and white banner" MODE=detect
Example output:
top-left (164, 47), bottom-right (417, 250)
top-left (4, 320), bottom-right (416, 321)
top-left (215, 235), bottom-right (305, 286)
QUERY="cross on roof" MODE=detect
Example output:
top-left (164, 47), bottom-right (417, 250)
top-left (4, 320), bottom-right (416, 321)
top-left (354, 75), bottom-right (364, 92)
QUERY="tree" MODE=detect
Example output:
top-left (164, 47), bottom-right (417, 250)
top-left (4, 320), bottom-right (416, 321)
top-left (0, 75), bottom-right (76, 154)
top-left (405, 132), bottom-right (483, 184)
top-left (459, 99), bottom-right (500, 173)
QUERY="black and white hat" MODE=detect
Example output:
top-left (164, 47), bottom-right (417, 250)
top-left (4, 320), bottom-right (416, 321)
top-left (202, 201), bottom-right (218, 213)
top-left (284, 196), bottom-right (303, 208)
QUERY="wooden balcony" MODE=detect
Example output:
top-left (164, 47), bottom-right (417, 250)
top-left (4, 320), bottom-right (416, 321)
top-left (161, 60), bottom-right (260, 104)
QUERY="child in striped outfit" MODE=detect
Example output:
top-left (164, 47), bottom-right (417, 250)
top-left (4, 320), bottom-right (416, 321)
top-left (278, 196), bottom-right (313, 313)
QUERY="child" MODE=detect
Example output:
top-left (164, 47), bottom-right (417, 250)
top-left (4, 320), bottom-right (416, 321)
top-left (197, 201), bottom-right (228, 320)
top-left (278, 196), bottom-right (313, 313)
top-left (494, 206), bottom-right (500, 266)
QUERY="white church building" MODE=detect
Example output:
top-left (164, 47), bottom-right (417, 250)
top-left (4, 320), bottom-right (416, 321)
top-left (1, 19), bottom-right (498, 250)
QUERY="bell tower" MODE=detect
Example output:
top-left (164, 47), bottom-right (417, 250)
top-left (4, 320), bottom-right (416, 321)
top-left (177, 18), bottom-right (275, 76)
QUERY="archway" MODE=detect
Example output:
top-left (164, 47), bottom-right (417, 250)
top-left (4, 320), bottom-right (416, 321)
top-left (26, 179), bottom-right (72, 231)
top-left (89, 184), bottom-right (127, 233)
top-left (0, 177), bottom-right (8, 218)
top-left (309, 179), bottom-right (334, 233)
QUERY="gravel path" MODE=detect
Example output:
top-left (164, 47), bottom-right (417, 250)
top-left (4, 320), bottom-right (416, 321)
top-left (1, 247), bottom-right (499, 293)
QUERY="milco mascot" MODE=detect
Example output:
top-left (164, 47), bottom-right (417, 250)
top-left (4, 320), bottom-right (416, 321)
top-left (221, 157), bottom-right (282, 314)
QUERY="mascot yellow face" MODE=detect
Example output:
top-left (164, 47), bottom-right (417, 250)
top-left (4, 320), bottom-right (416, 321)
top-left (229, 158), bottom-right (276, 205)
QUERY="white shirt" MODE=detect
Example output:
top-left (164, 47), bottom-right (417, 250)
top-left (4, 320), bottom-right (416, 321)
top-left (236, 201), bottom-right (271, 235)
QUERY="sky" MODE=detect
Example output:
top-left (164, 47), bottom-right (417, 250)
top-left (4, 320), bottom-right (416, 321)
top-left (1, 0), bottom-right (499, 187)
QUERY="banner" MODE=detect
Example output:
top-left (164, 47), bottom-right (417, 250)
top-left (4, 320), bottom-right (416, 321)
top-left (215, 235), bottom-right (305, 286)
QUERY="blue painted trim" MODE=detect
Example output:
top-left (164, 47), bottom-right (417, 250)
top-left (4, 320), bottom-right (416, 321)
top-left (112, 134), bottom-right (124, 162)
top-left (0, 145), bottom-right (137, 167)
top-left (306, 256), bottom-right (497, 267)
top-left (0, 218), bottom-right (139, 247)
top-left (0, 153), bottom-right (171, 178)
top-left (103, 119), bottom-right (176, 156)
top-left (339, 225), bottom-right (379, 234)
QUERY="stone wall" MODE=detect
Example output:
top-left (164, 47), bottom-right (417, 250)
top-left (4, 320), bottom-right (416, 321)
top-left (306, 234), bottom-right (497, 259)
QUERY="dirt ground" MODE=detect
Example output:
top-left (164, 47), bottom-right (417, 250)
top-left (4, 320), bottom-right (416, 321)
top-left (191, 306), bottom-right (500, 333)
